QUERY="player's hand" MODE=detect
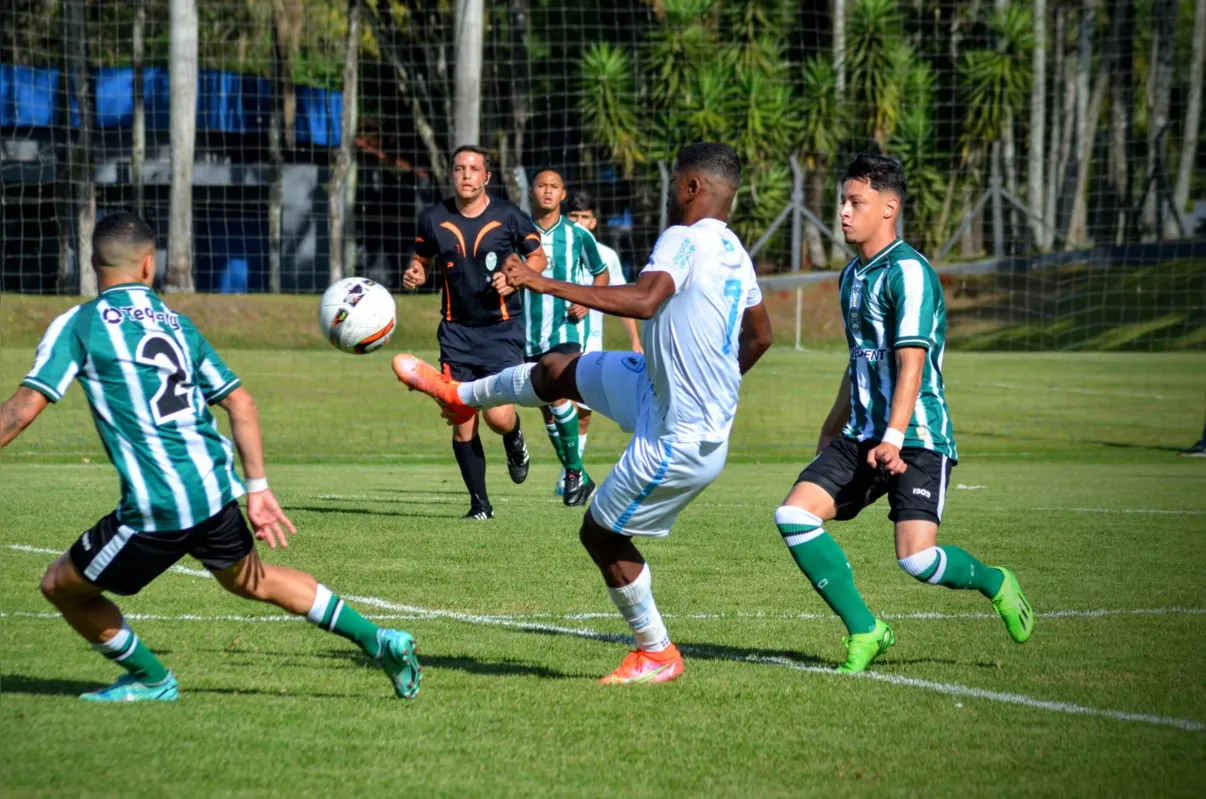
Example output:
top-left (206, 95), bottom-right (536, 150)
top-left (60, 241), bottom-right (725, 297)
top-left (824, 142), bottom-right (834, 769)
top-left (492, 272), bottom-right (516, 298)
top-left (867, 442), bottom-right (908, 475)
top-left (502, 255), bottom-right (535, 290)
top-left (567, 304), bottom-right (588, 321)
top-left (247, 489), bottom-right (297, 549)
top-left (402, 262), bottom-right (426, 290)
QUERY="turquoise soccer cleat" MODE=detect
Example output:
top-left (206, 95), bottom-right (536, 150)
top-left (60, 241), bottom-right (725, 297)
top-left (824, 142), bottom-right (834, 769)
top-left (379, 629), bottom-right (422, 699)
top-left (79, 672), bottom-right (179, 703)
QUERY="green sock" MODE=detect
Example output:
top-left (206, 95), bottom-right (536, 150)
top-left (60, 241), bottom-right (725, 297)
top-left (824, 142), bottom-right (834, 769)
top-left (93, 625), bottom-right (170, 684)
top-left (550, 402), bottom-right (583, 471)
top-left (900, 546), bottom-right (1004, 598)
top-left (544, 422), bottom-right (565, 463)
top-left (307, 585), bottom-right (383, 658)
top-left (775, 506), bottom-right (876, 635)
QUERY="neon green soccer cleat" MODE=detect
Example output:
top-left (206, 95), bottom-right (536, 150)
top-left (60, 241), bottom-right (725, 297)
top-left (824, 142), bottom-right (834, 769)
top-left (79, 672), bottom-right (178, 703)
top-left (991, 567), bottom-right (1034, 643)
top-left (836, 619), bottom-right (895, 673)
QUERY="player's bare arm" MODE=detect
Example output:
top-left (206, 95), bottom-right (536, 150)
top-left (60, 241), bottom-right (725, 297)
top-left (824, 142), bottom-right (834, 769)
top-left (218, 386), bottom-right (297, 549)
top-left (568, 269), bottom-right (610, 321)
top-left (501, 253), bottom-right (675, 320)
top-left (402, 255), bottom-right (430, 290)
top-left (818, 372), bottom-right (852, 454)
top-left (737, 302), bottom-right (773, 375)
top-left (492, 246), bottom-right (547, 298)
top-left (866, 346), bottom-right (925, 475)
top-left (0, 386), bottom-right (49, 449)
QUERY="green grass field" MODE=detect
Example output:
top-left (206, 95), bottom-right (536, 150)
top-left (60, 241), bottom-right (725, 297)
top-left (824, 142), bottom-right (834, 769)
top-left (2, 333), bottom-right (1205, 796)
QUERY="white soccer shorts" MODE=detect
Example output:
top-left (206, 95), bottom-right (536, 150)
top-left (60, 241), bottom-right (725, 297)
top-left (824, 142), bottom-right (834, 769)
top-left (574, 351), bottom-right (729, 537)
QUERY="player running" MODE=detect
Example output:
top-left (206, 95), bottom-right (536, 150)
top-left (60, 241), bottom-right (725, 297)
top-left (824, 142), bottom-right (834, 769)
top-left (526, 169), bottom-right (610, 506)
top-left (394, 143), bottom-right (773, 684)
top-left (0, 213), bottom-right (421, 702)
top-left (403, 145), bottom-right (548, 520)
top-left (554, 190), bottom-right (643, 498)
top-left (773, 154), bottom-right (1034, 673)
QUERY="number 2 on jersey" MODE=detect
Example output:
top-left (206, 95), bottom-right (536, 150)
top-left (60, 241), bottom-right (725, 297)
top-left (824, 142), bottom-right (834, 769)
top-left (721, 279), bottom-right (742, 355)
top-left (136, 334), bottom-right (194, 424)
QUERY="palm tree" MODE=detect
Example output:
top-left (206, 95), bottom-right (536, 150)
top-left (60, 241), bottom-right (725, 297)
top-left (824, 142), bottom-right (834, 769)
top-left (847, 0), bottom-right (911, 151)
top-left (800, 57), bottom-right (844, 268)
top-left (578, 42), bottom-right (646, 178)
top-left (890, 62), bottom-right (947, 253)
top-left (1169, 0), bottom-right (1206, 238)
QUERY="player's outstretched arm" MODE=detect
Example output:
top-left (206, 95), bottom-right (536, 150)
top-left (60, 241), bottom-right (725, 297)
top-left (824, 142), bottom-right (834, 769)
top-left (737, 302), bottom-right (773, 375)
top-left (568, 267), bottom-right (610, 321)
top-left (218, 387), bottom-right (297, 549)
top-left (817, 372), bottom-right (852, 454)
top-left (866, 347), bottom-right (926, 475)
top-left (500, 253), bottom-right (675, 319)
top-left (0, 387), bottom-right (49, 449)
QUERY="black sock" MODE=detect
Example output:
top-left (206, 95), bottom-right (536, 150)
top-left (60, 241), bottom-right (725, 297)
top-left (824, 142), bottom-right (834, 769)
top-left (453, 437), bottom-right (490, 510)
top-left (502, 416), bottom-right (523, 453)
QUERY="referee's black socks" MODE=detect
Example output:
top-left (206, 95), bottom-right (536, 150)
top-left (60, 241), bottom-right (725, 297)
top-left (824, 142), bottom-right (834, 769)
top-left (453, 436), bottom-right (491, 512)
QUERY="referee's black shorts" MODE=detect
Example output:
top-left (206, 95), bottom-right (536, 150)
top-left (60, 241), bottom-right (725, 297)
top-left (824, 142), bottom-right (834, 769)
top-left (437, 318), bottom-right (526, 381)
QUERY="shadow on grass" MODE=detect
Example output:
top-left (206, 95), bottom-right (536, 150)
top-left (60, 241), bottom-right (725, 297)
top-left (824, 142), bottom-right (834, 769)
top-left (1, 674), bottom-right (107, 696)
top-left (284, 505), bottom-right (460, 521)
top-left (322, 648), bottom-right (577, 679)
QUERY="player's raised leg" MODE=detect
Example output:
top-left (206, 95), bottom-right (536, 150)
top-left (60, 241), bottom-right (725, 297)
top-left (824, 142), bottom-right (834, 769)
top-left (213, 547), bottom-right (421, 698)
top-left (580, 512), bottom-right (683, 685)
top-left (394, 350), bottom-right (584, 417)
top-left (40, 555), bottom-right (178, 702)
top-left (776, 478), bottom-right (894, 674)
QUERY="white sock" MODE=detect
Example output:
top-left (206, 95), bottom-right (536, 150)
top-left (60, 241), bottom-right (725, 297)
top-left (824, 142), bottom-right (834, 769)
top-left (93, 625), bottom-right (136, 659)
top-left (579, 433), bottom-right (588, 457)
top-left (607, 564), bottom-right (671, 652)
top-left (456, 363), bottom-right (542, 408)
top-left (306, 583), bottom-right (343, 628)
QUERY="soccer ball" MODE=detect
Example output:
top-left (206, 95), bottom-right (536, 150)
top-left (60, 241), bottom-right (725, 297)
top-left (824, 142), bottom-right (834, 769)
top-left (318, 277), bottom-right (397, 354)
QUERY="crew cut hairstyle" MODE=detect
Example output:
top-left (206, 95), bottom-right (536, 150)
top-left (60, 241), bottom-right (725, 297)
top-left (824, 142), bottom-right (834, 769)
top-left (92, 212), bottom-right (157, 268)
top-left (673, 142), bottom-right (742, 186)
top-left (843, 153), bottom-right (908, 204)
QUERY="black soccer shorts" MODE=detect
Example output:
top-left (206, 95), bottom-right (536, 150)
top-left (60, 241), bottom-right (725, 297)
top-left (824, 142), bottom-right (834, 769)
top-left (69, 501), bottom-right (254, 595)
top-left (795, 436), bottom-right (955, 524)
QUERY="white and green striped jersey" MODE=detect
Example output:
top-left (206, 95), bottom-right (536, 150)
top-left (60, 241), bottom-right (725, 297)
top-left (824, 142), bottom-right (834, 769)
top-left (21, 283), bottom-right (246, 532)
top-left (839, 239), bottom-right (957, 459)
top-left (524, 216), bottom-right (608, 356)
top-left (585, 241), bottom-right (626, 353)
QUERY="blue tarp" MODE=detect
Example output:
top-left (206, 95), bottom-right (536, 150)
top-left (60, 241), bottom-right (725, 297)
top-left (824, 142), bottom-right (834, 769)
top-left (1, 64), bottom-right (342, 145)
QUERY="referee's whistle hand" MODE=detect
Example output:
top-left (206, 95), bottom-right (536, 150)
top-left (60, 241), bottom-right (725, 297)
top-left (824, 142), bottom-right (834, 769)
top-left (402, 262), bottom-right (426, 290)
top-left (492, 272), bottom-right (516, 297)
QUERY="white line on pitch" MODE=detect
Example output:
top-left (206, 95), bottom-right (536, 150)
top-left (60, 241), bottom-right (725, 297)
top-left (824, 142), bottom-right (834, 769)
top-left (960, 381), bottom-right (1171, 401)
top-left (6, 544), bottom-right (214, 578)
top-left (6, 543), bottom-right (1203, 731)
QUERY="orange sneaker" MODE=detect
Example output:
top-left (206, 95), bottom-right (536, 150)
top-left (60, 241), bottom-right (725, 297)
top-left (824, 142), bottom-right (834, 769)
top-left (598, 645), bottom-right (684, 685)
top-left (392, 354), bottom-right (476, 425)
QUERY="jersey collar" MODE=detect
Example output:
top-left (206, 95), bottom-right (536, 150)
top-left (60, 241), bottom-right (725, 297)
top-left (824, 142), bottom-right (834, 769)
top-left (855, 238), bottom-right (903, 275)
top-left (534, 213), bottom-right (566, 235)
top-left (100, 282), bottom-right (152, 295)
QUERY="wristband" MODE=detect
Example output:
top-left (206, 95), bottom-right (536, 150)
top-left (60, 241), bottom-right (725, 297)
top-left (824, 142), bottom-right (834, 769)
top-left (881, 428), bottom-right (905, 449)
top-left (245, 477), bottom-right (269, 494)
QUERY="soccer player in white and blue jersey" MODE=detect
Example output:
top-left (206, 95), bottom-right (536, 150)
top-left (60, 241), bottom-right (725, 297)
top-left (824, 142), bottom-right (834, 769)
top-left (394, 144), bottom-right (774, 684)
top-left (0, 213), bottom-right (421, 702)
top-left (773, 155), bottom-right (1034, 674)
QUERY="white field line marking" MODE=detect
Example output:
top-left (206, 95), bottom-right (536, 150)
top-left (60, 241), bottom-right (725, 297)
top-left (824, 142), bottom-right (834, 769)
top-left (1, 611), bottom-right (431, 623)
top-left (6, 544), bottom-right (1203, 731)
top-left (1028, 507), bottom-right (1206, 516)
top-left (6, 544), bottom-right (214, 578)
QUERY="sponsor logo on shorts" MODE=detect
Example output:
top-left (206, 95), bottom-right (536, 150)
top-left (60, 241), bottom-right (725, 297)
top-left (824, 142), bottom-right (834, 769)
top-left (912, 487), bottom-right (932, 499)
top-left (80, 534), bottom-right (91, 551)
top-left (621, 355), bottom-right (643, 373)
top-left (102, 306), bottom-right (181, 330)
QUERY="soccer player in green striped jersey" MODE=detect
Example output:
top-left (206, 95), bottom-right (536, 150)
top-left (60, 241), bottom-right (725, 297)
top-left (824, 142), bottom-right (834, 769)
top-left (0, 213), bottom-right (421, 702)
top-left (773, 155), bottom-right (1034, 673)
top-left (526, 169), bottom-right (610, 506)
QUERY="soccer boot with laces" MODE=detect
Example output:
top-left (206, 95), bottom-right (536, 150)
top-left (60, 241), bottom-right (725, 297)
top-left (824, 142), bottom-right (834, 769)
top-left (392, 354), bottom-right (476, 425)
top-left (599, 645), bottom-right (684, 685)
top-left (836, 619), bottom-right (895, 673)
top-left (990, 566), bottom-right (1035, 643)
top-left (378, 629), bottom-right (422, 699)
top-left (562, 468), bottom-right (595, 507)
top-left (79, 672), bottom-right (179, 703)
top-left (505, 428), bottom-right (530, 484)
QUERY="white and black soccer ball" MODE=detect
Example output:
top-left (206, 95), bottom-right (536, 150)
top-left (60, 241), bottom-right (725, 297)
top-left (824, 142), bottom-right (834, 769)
top-left (318, 277), bottom-right (397, 354)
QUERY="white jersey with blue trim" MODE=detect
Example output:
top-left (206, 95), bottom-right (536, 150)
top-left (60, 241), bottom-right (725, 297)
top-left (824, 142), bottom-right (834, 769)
top-left (639, 218), bottom-right (761, 444)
